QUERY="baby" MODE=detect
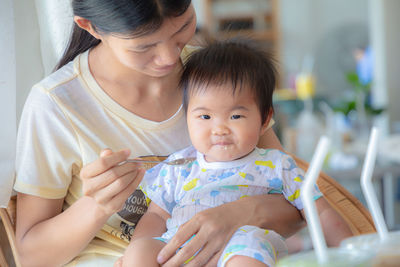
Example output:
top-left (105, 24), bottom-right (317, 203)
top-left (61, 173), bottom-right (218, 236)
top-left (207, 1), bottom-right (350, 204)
top-left (121, 38), bottom-right (350, 267)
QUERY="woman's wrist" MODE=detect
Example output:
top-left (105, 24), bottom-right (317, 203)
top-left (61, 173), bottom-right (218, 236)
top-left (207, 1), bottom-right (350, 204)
top-left (235, 195), bottom-right (271, 227)
top-left (78, 196), bottom-right (113, 226)
top-left (232, 194), bottom-right (305, 237)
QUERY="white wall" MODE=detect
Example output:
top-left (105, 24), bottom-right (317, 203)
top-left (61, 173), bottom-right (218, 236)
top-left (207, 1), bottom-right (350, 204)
top-left (0, 0), bottom-right (17, 206)
top-left (369, 0), bottom-right (400, 126)
top-left (15, 0), bottom-right (44, 121)
top-left (280, 0), bottom-right (369, 97)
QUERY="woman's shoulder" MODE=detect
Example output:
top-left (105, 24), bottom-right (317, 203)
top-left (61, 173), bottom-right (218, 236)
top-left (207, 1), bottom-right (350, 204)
top-left (36, 61), bottom-right (76, 92)
top-left (35, 51), bottom-right (88, 97)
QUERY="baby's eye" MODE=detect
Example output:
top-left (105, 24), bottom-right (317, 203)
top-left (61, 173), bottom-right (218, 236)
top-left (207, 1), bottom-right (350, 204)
top-left (231, 115), bottom-right (242, 119)
top-left (200, 115), bottom-right (211, 120)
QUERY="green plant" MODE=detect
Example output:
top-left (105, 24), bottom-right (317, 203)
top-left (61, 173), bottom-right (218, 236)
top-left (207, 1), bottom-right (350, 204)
top-left (332, 71), bottom-right (384, 116)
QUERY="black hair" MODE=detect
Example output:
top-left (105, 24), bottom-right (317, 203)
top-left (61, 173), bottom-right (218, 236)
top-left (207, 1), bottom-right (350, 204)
top-left (55, 0), bottom-right (192, 70)
top-left (181, 38), bottom-right (277, 124)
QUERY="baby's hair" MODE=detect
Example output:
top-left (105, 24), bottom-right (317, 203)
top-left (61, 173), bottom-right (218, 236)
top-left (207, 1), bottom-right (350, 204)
top-left (180, 37), bottom-right (277, 124)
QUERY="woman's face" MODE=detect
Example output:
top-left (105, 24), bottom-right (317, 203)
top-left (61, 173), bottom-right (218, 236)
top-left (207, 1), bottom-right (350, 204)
top-left (100, 4), bottom-right (197, 77)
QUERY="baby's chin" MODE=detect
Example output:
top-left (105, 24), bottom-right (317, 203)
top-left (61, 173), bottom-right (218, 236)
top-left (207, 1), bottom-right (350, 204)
top-left (203, 148), bottom-right (251, 163)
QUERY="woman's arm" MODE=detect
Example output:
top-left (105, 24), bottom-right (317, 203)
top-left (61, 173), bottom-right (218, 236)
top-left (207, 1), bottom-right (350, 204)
top-left (16, 193), bottom-right (110, 266)
top-left (16, 149), bottom-right (144, 267)
top-left (302, 197), bottom-right (352, 246)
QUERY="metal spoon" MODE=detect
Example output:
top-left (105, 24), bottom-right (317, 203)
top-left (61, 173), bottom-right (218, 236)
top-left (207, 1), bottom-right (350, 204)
top-left (124, 157), bottom-right (196, 166)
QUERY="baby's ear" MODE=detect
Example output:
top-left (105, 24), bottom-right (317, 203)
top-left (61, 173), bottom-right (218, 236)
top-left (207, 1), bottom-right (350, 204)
top-left (260, 109), bottom-right (274, 135)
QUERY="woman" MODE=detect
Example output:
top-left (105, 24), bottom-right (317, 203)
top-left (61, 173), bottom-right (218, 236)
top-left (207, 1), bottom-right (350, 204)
top-left (14, 1), bottom-right (303, 266)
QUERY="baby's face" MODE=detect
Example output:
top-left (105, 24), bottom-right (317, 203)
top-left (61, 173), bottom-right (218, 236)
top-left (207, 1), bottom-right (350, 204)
top-left (187, 84), bottom-right (268, 162)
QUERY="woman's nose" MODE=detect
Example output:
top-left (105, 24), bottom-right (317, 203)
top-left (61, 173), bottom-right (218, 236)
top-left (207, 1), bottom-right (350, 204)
top-left (154, 43), bottom-right (181, 66)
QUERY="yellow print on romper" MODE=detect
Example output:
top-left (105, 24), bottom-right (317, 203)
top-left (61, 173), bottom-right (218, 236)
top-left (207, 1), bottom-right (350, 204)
top-left (255, 160), bottom-right (276, 169)
top-left (183, 178), bottom-right (200, 191)
top-left (288, 189), bottom-right (300, 201)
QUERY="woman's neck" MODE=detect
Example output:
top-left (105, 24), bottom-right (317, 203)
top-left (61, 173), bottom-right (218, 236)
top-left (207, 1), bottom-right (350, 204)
top-left (88, 44), bottom-right (183, 122)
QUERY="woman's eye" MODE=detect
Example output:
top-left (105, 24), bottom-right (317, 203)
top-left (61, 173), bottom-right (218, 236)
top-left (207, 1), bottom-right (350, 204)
top-left (231, 115), bottom-right (241, 119)
top-left (200, 115), bottom-right (211, 120)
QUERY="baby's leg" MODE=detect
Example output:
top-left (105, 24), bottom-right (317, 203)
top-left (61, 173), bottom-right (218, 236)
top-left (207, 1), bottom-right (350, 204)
top-left (220, 225), bottom-right (288, 267)
top-left (122, 238), bottom-right (165, 267)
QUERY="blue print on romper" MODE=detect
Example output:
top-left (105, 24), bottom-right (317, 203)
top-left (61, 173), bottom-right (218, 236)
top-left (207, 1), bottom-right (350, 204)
top-left (149, 184), bottom-right (159, 191)
top-left (260, 241), bottom-right (275, 259)
top-left (220, 185), bottom-right (240, 190)
top-left (242, 173), bottom-right (255, 181)
top-left (217, 172), bottom-right (235, 180)
top-left (180, 169), bottom-right (190, 178)
top-left (161, 191), bottom-right (176, 213)
top-left (283, 157), bottom-right (297, 171)
top-left (146, 167), bottom-right (155, 173)
top-left (225, 244), bottom-right (247, 253)
top-left (160, 168), bottom-right (168, 177)
top-left (254, 253), bottom-right (264, 262)
top-left (210, 190), bottom-right (220, 197)
top-left (314, 184), bottom-right (321, 193)
top-left (208, 175), bottom-right (218, 182)
top-left (268, 178), bottom-right (283, 190)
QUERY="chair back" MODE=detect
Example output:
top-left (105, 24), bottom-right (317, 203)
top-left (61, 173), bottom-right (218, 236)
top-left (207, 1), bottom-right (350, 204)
top-left (0, 195), bottom-right (21, 267)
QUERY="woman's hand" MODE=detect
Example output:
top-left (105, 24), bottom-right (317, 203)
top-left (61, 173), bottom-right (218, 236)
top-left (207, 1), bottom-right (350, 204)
top-left (80, 148), bottom-right (145, 217)
top-left (157, 194), bottom-right (304, 267)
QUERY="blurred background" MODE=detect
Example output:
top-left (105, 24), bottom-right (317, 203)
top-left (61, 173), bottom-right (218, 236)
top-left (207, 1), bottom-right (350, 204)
top-left (193, 0), bottom-right (400, 233)
top-left (1, 0), bottom-right (400, 253)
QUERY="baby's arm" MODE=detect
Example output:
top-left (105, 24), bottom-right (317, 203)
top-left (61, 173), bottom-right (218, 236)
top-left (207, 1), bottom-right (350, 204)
top-left (121, 202), bottom-right (170, 266)
top-left (131, 201), bottom-right (170, 240)
top-left (301, 197), bottom-right (352, 247)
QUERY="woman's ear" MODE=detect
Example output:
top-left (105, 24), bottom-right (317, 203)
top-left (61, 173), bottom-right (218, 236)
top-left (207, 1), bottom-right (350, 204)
top-left (260, 108), bottom-right (274, 135)
top-left (73, 16), bottom-right (101, 39)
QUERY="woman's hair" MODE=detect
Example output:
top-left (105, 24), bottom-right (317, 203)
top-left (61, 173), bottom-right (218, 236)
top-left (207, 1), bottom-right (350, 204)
top-left (55, 0), bottom-right (191, 70)
top-left (181, 38), bottom-right (277, 124)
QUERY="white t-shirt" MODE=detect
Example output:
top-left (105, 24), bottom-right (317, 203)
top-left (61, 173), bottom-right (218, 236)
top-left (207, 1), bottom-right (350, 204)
top-left (14, 48), bottom-right (193, 266)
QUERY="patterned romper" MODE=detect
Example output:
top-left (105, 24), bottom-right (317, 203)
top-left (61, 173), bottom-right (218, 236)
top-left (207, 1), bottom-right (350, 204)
top-left (140, 146), bottom-right (322, 266)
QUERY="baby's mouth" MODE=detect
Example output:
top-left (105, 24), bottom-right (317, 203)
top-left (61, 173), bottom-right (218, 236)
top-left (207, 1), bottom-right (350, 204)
top-left (213, 142), bottom-right (233, 150)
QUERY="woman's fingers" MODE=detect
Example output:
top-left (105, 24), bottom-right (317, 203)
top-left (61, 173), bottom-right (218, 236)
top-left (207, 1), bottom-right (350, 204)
top-left (80, 149), bottom-right (131, 179)
top-left (204, 250), bottom-right (222, 267)
top-left (83, 161), bottom-right (141, 196)
top-left (158, 220), bottom-right (201, 265)
top-left (182, 239), bottom-right (220, 267)
top-left (108, 168), bottom-right (146, 212)
top-left (93, 167), bottom-right (142, 204)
